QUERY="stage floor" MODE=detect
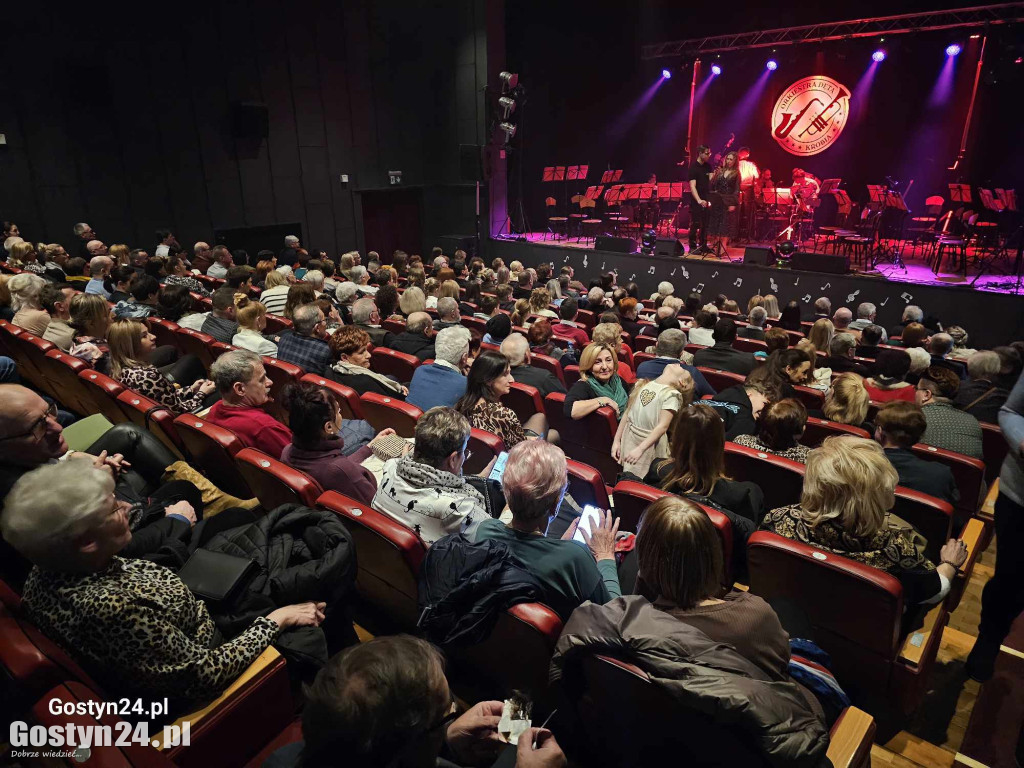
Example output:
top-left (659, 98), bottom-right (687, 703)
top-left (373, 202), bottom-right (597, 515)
top-left (513, 231), bottom-right (1023, 295)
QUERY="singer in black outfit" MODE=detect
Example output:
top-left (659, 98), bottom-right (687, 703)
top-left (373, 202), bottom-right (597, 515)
top-left (688, 145), bottom-right (713, 255)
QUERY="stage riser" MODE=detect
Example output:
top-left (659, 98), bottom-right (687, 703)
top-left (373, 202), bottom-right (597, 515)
top-left (486, 239), bottom-right (1024, 349)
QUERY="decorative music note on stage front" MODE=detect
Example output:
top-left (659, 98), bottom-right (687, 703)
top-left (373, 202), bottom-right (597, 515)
top-left (563, 255), bottom-right (570, 263)
top-left (601, 262), bottom-right (606, 270)
top-left (770, 278), bottom-right (779, 293)
top-left (583, 254), bottom-right (589, 268)
top-left (695, 283), bottom-right (705, 292)
top-left (628, 273), bottom-right (636, 281)
top-left (880, 296), bottom-right (889, 307)
top-left (733, 278), bottom-right (742, 287)
top-left (670, 268), bottom-right (676, 276)
top-left (648, 266), bottom-right (656, 274)
top-left (712, 271), bottom-right (719, 278)
top-left (846, 289), bottom-right (860, 304)
top-left (820, 282), bottom-right (831, 290)
top-left (802, 294), bottom-right (812, 303)
top-left (793, 277), bottom-right (800, 286)
top-left (900, 292), bottom-right (913, 303)
top-left (681, 267), bottom-right (689, 279)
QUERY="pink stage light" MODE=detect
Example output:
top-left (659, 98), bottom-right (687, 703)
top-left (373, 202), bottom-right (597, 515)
top-left (766, 59), bottom-right (778, 71)
top-left (661, 69), bottom-right (672, 79)
top-left (872, 50), bottom-right (886, 62)
top-left (711, 64), bottom-right (722, 76)
top-left (946, 43), bottom-right (962, 57)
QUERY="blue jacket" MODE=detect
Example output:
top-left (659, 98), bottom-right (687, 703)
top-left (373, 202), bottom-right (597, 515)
top-left (635, 357), bottom-right (715, 398)
top-left (407, 363), bottom-right (467, 411)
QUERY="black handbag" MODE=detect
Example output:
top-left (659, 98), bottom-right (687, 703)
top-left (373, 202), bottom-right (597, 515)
top-left (178, 549), bottom-right (258, 604)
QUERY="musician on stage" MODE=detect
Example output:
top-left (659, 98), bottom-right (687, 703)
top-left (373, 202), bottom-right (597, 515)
top-left (737, 147), bottom-right (759, 242)
top-left (688, 145), bottom-right (713, 255)
top-left (642, 173), bottom-right (661, 230)
top-left (791, 168), bottom-right (821, 204)
top-left (709, 151), bottom-right (740, 251)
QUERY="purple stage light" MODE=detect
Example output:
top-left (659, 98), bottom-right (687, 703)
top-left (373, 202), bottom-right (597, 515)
top-left (661, 69), bottom-right (672, 79)
top-left (711, 64), bottom-right (722, 76)
top-left (766, 59), bottom-right (778, 71)
top-left (945, 43), bottom-right (961, 57)
top-left (872, 50), bottom-right (886, 63)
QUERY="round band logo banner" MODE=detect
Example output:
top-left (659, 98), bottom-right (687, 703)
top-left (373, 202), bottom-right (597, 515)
top-left (771, 76), bottom-right (851, 156)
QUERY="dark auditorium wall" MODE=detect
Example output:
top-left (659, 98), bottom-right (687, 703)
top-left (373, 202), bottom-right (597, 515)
top-left (0, 0), bottom-right (492, 257)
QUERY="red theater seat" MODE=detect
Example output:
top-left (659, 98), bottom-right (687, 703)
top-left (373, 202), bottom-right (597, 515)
top-left (316, 491), bottom-right (426, 633)
top-left (530, 352), bottom-right (566, 386)
top-left (116, 390), bottom-right (185, 457)
top-left (460, 316), bottom-right (487, 335)
top-left (360, 392), bottom-right (423, 438)
top-left (697, 366), bottom-right (745, 393)
top-left (563, 365), bottom-right (581, 388)
top-left (792, 385), bottom-right (826, 411)
top-left (78, 369), bottom-right (129, 425)
top-left (502, 381), bottom-right (544, 423)
top-left (980, 423), bottom-right (1007, 484)
top-left (632, 352), bottom-right (656, 370)
top-left (7, 332), bottom-right (56, 400)
top-left (235, 448), bottom-right (324, 509)
top-left (733, 337), bottom-right (768, 354)
top-left (40, 349), bottom-right (95, 415)
top-left (300, 374), bottom-right (366, 420)
top-left (261, 357), bottom-right (304, 422)
top-left (544, 392), bottom-right (620, 484)
top-left (724, 442), bottom-right (805, 512)
top-left (567, 459), bottom-right (611, 511)
top-left (891, 486), bottom-right (953, 562)
top-left (910, 443), bottom-right (985, 523)
top-left (263, 314), bottom-right (292, 335)
top-left (147, 317), bottom-right (182, 351)
top-left (466, 428), bottom-right (504, 475)
top-left (800, 416), bottom-right (871, 447)
top-left (370, 347), bottom-right (421, 384)
top-left (173, 415), bottom-right (254, 499)
top-left (175, 327), bottom-right (220, 370)
top-left (382, 318), bottom-right (407, 335)
top-left (747, 531), bottom-right (943, 713)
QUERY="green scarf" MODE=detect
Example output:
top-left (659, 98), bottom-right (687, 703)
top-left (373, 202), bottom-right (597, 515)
top-left (588, 374), bottom-right (628, 414)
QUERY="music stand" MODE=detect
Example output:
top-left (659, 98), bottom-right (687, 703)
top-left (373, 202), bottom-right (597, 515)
top-left (819, 178), bottom-right (841, 196)
top-left (542, 167), bottom-right (557, 182)
top-left (704, 192), bottom-right (733, 262)
top-left (949, 183), bottom-right (972, 204)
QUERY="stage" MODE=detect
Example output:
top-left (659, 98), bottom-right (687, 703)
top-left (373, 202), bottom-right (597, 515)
top-left (486, 235), bottom-right (1024, 349)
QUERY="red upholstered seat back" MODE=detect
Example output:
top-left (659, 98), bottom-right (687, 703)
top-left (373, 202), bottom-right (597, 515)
top-left (566, 459), bottom-right (611, 510)
top-left (792, 385), bottom-right (826, 411)
top-left (800, 416), bottom-right (871, 447)
top-left (115, 390), bottom-right (185, 457)
top-left (530, 353), bottom-right (566, 385)
top-left (501, 382), bottom-right (544, 423)
top-left (466, 429), bottom-right (504, 475)
top-left (724, 442), bottom-right (805, 511)
top-left (147, 317), bottom-right (182, 352)
top-left (41, 349), bottom-right (95, 415)
top-left (697, 366), bottom-right (746, 393)
top-left (544, 393), bottom-right (620, 484)
top-left (733, 337), bottom-right (767, 354)
top-left (235, 448), bottom-right (324, 509)
top-left (370, 347), bottom-right (420, 384)
top-left (892, 486), bottom-right (953, 561)
top-left (910, 443), bottom-right (985, 522)
top-left (359, 392), bottom-right (422, 438)
top-left (175, 327), bottom-right (219, 370)
top-left (173, 415), bottom-right (254, 499)
top-left (263, 314), bottom-right (292, 335)
top-left (980, 422), bottom-right (1007, 484)
top-left (260, 356), bottom-right (304, 422)
top-left (300, 374), bottom-right (366, 420)
top-left (78, 369), bottom-right (129, 424)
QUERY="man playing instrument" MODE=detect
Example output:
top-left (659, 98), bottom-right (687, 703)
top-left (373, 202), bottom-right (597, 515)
top-left (791, 168), bottom-right (821, 211)
top-left (737, 147), bottom-right (760, 242)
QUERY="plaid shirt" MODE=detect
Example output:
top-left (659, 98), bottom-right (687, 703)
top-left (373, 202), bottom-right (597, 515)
top-left (276, 332), bottom-right (333, 375)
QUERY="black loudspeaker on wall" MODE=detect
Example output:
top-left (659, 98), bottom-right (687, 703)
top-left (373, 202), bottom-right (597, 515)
top-left (654, 238), bottom-right (685, 257)
top-left (595, 236), bottom-right (636, 254)
top-left (790, 251), bottom-right (850, 275)
top-left (743, 246), bottom-right (776, 266)
top-left (230, 102), bottom-right (269, 140)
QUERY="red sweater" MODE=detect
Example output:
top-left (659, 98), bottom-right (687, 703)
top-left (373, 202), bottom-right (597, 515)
top-left (206, 401), bottom-right (293, 460)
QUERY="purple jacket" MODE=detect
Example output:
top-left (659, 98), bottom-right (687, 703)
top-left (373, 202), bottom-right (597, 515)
top-left (281, 438), bottom-right (376, 506)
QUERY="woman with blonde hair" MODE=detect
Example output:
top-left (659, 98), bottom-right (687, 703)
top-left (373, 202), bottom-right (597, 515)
top-left (591, 322), bottom-right (635, 382)
top-left (564, 343), bottom-right (630, 420)
top-left (438, 279), bottom-right (461, 302)
top-left (258, 268), bottom-right (291, 315)
top-left (819, 373), bottom-right (871, 430)
top-left (232, 297), bottom-right (278, 357)
top-left (795, 339), bottom-right (830, 390)
top-left (746, 294), bottom-right (765, 317)
top-left (612, 365), bottom-right (695, 478)
top-left (762, 294), bottom-right (781, 321)
top-left (423, 277), bottom-right (440, 309)
top-left (108, 319), bottom-right (214, 415)
top-left (529, 287), bottom-right (557, 319)
top-left (0, 274), bottom-right (13, 321)
top-left (398, 285), bottom-right (426, 316)
top-left (9, 241), bottom-right (44, 274)
top-left (8, 272), bottom-right (50, 336)
top-left (511, 298), bottom-right (532, 328)
top-left (807, 319), bottom-right (834, 356)
top-left (108, 243), bottom-right (131, 267)
top-left (760, 436), bottom-right (968, 606)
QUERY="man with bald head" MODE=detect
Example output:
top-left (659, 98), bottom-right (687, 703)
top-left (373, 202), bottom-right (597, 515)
top-left (831, 307), bottom-right (860, 340)
top-left (192, 241), bottom-right (213, 273)
top-left (500, 333), bottom-right (566, 397)
top-left (390, 311), bottom-right (436, 361)
top-left (85, 255), bottom-right (113, 297)
top-left (86, 239), bottom-right (109, 257)
top-left (0, 385), bottom-right (204, 587)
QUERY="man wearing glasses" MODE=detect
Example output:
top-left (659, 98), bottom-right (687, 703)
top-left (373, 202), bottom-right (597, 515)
top-left (0, 385), bottom-right (204, 588)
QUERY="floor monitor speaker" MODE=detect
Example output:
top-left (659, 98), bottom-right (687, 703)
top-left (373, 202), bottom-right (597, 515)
top-left (790, 251), bottom-right (850, 274)
top-left (654, 238), bottom-right (685, 257)
top-left (595, 236), bottom-right (635, 253)
top-left (743, 246), bottom-right (776, 266)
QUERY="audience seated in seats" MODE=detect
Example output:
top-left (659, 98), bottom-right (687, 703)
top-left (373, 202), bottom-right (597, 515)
top-left (590, 322), bottom-right (635, 383)
top-left (551, 296), bottom-right (591, 349)
top-left (407, 326), bottom-right (471, 411)
top-left (701, 377), bottom-right (771, 441)
top-left (389, 310), bottom-right (437, 362)
top-left (946, 326), bottom-right (976, 361)
top-left (85, 256), bottom-right (114, 298)
top-left (68, 293), bottom-right (114, 373)
top-left (350, 265), bottom-right (376, 296)
top-left (9, 241), bottom-right (44, 274)
top-left (39, 283), bottom-right (77, 351)
top-left (106, 265), bottom-right (135, 304)
top-left (874, 401), bottom-right (959, 506)
top-left (552, 495), bottom-right (831, 751)
top-left (432, 296), bottom-right (462, 331)
top-left (206, 349), bottom-right (293, 459)
top-left (42, 243), bottom-right (70, 283)
top-left (635, 328), bottom-right (714, 397)
top-left (761, 294), bottom-right (781, 322)
top-left (614, 297), bottom-right (643, 339)
top-left (372, 407), bottom-right (488, 545)
top-left (647, 403), bottom-right (764, 538)
top-left (469, 440), bottom-right (621, 621)
top-left (266, 635), bottom-right (564, 768)
top-left (865, 349), bottom-right (917, 403)
top-left (809, 373), bottom-right (873, 433)
top-left (856, 324), bottom-right (884, 359)
top-left (760, 327), bottom-right (791, 361)
top-left (192, 286), bottom-right (239, 343)
top-left (848, 302), bottom-right (888, 341)
top-left (206, 245), bottom-right (233, 278)
top-left (259, 269), bottom-right (293, 315)
top-left (281, 382), bottom-right (386, 506)
top-left (226, 264), bottom-right (254, 294)
top-left (794, 340), bottom-right (829, 391)
top-left (891, 305), bottom-right (924, 339)
top-left (9, 272), bottom-right (50, 336)
top-left (830, 307), bottom-right (859, 340)
top-left (163, 255), bottom-right (211, 297)
top-left (480, 312), bottom-right (510, 346)
top-left (738, 305), bottom-right (767, 340)
top-left (904, 347), bottom-right (931, 387)
top-left (760, 436), bottom-right (968, 607)
top-left (916, 365), bottom-right (983, 459)
top-left (0, 385), bottom-right (206, 585)
top-left (456, 350), bottom-right (552, 449)
top-left (954, 350), bottom-right (1009, 424)
top-left (686, 309), bottom-right (717, 347)
top-left (500, 332), bottom-right (566, 397)
top-left (826, 333), bottom-right (869, 376)
top-left (564, 342), bottom-right (630, 420)
top-left (733, 398), bottom-right (812, 463)
top-left (807, 318), bottom-right (834, 357)
top-left (346, 296), bottom-right (391, 348)
top-left (157, 284), bottom-right (196, 324)
top-left (749, 348), bottom-right (812, 401)
top-left (63, 257), bottom-right (90, 289)
top-left (900, 322), bottom-right (930, 349)
top-left (276, 304), bottom-right (333, 376)
top-left (928, 333), bottom-right (967, 380)
top-left (281, 283), bottom-right (316, 323)
top-left (328, 325), bottom-right (408, 398)
top-left (112, 274), bottom-right (162, 320)
top-left (109, 319), bottom-right (214, 415)
top-left (693, 318), bottom-right (755, 376)
top-left (777, 301), bottom-right (803, 331)
top-left (232, 297), bottom-right (279, 357)
top-left (613, 365), bottom-right (694, 479)
top-left (397, 285), bottom-right (426, 319)
top-left (2, 460), bottom-right (326, 707)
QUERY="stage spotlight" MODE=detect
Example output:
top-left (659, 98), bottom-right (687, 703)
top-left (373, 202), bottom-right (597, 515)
top-left (872, 50), bottom-right (886, 62)
top-left (766, 59), bottom-right (778, 71)
top-left (661, 69), bottom-right (672, 79)
top-left (498, 96), bottom-right (516, 119)
top-left (711, 64), bottom-right (722, 76)
top-left (641, 229), bottom-right (658, 254)
top-left (498, 122), bottom-right (516, 143)
top-left (945, 43), bottom-right (962, 57)
top-left (499, 71), bottom-right (519, 90)
top-left (776, 241), bottom-right (796, 258)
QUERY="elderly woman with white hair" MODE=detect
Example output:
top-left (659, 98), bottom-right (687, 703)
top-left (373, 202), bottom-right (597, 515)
top-left (2, 460), bottom-right (326, 706)
top-left (760, 436), bottom-right (969, 607)
top-left (8, 272), bottom-right (50, 336)
top-left (469, 440), bottom-right (621, 621)
top-left (650, 280), bottom-right (675, 302)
